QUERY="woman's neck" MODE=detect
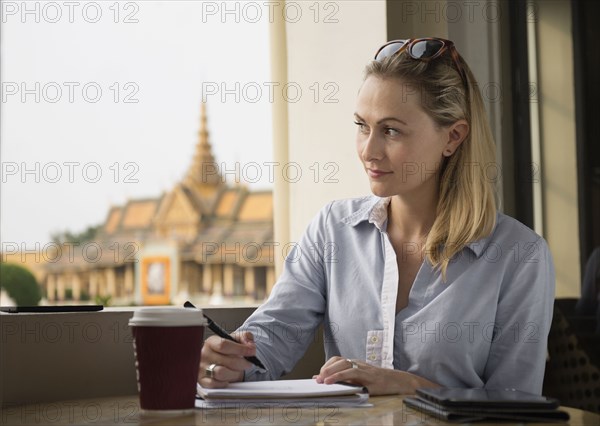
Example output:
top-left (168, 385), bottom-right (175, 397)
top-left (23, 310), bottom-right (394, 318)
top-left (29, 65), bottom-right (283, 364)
top-left (388, 188), bottom-right (438, 241)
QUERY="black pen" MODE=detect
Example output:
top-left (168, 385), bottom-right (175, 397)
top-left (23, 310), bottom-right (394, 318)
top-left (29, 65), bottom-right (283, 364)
top-left (184, 301), bottom-right (267, 370)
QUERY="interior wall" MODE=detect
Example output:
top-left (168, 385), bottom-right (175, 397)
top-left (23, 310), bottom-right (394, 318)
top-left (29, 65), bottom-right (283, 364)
top-left (278, 0), bottom-right (510, 246)
top-left (534, 0), bottom-right (580, 297)
top-left (275, 0), bottom-right (579, 299)
top-left (280, 1), bottom-right (387, 243)
top-left (386, 1), bottom-right (509, 214)
top-left (386, 0), bottom-right (449, 38)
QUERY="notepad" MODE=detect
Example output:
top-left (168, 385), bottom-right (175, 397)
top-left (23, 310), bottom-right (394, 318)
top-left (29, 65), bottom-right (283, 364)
top-left (196, 379), bottom-right (370, 409)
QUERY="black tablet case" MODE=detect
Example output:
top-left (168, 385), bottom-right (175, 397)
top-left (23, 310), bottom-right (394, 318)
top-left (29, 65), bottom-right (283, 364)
top-left (403, 388), bottom-right (570, 423)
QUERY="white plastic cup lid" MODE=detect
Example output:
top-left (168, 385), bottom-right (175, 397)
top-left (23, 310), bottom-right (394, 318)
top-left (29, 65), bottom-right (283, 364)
top-left (128, 307), bottom-right (208, 327)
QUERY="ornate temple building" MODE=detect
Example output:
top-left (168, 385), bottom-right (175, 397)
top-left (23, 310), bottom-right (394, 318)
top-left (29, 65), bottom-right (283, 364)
top-left (42, 103), bottom-right (275, 305)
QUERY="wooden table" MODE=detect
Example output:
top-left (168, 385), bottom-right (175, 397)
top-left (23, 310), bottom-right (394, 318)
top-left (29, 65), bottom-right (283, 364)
top-left (3, 395), bottom-right (598, 425)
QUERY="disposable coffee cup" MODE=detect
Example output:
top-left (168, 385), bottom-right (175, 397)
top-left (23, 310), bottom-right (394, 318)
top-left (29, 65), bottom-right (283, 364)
top-left (128, 307), bottom-right (207, 414)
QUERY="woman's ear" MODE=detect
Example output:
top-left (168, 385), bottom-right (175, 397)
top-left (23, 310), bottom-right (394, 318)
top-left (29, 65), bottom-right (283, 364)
top-left (442, 119), bottom-right (469, 157)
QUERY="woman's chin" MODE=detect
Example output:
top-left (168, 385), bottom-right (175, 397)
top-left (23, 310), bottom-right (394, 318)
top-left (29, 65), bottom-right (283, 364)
top-left (368, 183), bottom-right (397, 198)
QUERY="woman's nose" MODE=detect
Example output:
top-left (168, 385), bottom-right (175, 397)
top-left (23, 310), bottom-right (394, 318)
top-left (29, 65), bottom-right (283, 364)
top-left (360, 133), bottom-right (384, 162)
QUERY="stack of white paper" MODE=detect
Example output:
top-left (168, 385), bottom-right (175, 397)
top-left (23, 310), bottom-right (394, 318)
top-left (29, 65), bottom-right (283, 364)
top-left (196, 379), bottom-right (370, 409)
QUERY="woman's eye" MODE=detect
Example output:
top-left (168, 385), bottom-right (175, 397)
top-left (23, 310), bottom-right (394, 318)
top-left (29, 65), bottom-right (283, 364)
top-left (384, 127), bottom-right (400, 136)
top-left (354, 121), bottom-right (369, 133)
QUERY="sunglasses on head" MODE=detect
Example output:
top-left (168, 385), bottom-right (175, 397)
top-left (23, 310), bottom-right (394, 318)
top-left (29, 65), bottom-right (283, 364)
top-left (374, 38), bottom-right (469, 94)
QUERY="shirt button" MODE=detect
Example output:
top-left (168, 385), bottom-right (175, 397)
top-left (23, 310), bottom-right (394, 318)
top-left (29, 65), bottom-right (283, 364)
top-left (369, 354), bottom-right (377, 361)
top-left (371, 336), bottom-right (378, 343)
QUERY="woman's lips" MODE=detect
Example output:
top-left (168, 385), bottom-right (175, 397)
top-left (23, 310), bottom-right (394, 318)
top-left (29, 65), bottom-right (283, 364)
top-left (367, 168), bottom-right (393, 178)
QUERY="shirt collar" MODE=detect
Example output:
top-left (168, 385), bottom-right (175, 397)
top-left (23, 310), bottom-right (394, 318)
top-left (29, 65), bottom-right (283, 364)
top-left (340, 196), bottom-right (495, 259)
top-left (340, 196), bottom-right (387, 229)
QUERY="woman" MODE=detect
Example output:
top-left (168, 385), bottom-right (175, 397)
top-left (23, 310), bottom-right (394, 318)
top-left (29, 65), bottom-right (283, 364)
top-left (198, 38), bottom-right (555, 396)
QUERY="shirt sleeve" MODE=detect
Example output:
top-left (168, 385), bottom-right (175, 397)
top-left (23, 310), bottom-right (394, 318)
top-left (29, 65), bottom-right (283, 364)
top-left (238, 202), bottom-right (333, 381)
top-left (482, 236), bottom-right (556, 394)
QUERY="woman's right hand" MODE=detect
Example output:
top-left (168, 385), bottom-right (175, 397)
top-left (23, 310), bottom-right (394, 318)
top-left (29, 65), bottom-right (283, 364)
top-left (198, 331), bottom-right (256, 388)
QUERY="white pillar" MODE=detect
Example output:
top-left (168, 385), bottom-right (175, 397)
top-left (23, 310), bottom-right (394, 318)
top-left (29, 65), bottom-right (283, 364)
top-left (89, 270), bottom-right (98, 297)
top-left (72, 274), bottom-right (81, 301)
top-left (202, 263), bottom-right (212, 294)
top-left (56, 275), bottom-right (65, 301)
top-left (244, 266), bottom-right (255, 297)
top-left (223, 264), bottom-right (234, 297)
top-left (269, 3), bottom-right (290, 279)
top-left (266, 267), bottom-right (276, 296)
top-left (124, 264), bottom-right (134, 296)
top-left (46, 275), bottom-right (56, 301)
top-left (105, 268), bottom-right (116, 297)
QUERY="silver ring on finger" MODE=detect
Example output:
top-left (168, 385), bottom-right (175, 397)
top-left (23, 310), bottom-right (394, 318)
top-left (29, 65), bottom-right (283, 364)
top-left (346, 358), bottom-right (358, 369)
top-left (205, 363), bottom-right (218, 379)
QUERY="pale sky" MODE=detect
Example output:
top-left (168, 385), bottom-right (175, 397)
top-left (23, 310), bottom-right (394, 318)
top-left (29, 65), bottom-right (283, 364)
top-left (1, 1), bottom-right (273, 248)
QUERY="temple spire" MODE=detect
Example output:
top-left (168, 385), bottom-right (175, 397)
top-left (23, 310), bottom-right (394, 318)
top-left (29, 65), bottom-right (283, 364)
top-left (184, 101), bottom-right (221, 187)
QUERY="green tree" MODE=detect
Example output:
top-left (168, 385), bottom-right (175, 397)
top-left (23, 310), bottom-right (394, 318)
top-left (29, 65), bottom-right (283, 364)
top-left (0, 263), bottom-right (42, 306)
top-left (50, 224), bottom-right (101, 245)
top-left (94, 294), bottom-right (112, 307)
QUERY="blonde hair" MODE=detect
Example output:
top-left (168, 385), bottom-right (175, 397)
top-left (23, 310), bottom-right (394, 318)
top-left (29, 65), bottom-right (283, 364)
top-left (364, 43), bottom-right (497, 279)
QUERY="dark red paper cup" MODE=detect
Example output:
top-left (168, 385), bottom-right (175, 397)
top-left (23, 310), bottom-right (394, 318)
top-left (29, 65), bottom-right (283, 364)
top-left (129, 307), bottom-right (207, 413)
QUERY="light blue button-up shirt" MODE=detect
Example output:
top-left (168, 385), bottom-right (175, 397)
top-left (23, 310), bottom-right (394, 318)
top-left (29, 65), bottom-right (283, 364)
top-left (240, 196), bottom-right (555, 394)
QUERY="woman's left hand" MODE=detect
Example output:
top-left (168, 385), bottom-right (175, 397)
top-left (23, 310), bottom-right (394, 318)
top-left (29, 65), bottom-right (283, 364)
top-left (314, 356), bottom-right (440, 396)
